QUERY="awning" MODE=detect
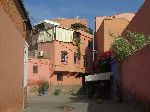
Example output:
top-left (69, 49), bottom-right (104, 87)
top-left (85, 72), bottom-right (112, 82)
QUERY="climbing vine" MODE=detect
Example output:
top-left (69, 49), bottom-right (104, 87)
top-left (73, 32), bottom-right (81, 59)
top-left (71, 23), bottom-right (93, 35)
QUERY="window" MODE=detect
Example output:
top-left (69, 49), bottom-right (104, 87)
top-left (74, 52), bottom-right (79, 63)
top-left (88, 40), bottom-right (90, 49)
top-left (83, 55), bottom-right (88, 67)
top-left (33, 65), bottom-right (38, 73)
top-left (57, 73), bottom-right (63, 81)
top-left (61, 51), bottom-right (68, 63)
top-left (88, 40), bottom-right (93, 49)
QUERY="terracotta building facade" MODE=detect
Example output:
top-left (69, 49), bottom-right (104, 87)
top-left (28, 58), bottom-right (52, 93)
top-left (0, 0), bottom-right (31, 112)
top-left (95, 13), bottom-right (135, 55)
top-left (29, 19), bottom-right (93, 94)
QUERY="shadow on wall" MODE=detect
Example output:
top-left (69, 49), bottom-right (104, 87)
top-left (84, 39), bottom-right (93, 74)
top-left (122, 0), bottom-right (150, 36)
top-left (95, 22), bottom-right (104, 53)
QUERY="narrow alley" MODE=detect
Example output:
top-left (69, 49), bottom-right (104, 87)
top-left (25, 95), bottom-right (135, 112)
top-left (1, 0), bottom-right (150, 112)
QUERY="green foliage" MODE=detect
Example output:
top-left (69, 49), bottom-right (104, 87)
top-left (111, 37), bottom-right (134, 61)
top-left (71, 23), bottom-right (93, 35)
top-left (38, 80), bottom-right (49, 95)
top-left (127, 32), bottom-right (149, 50)
top-left (111, 32), bottom-right (150, 61)
top-left (73, 32), bottom-right (81, 59)
top-left (54, 89), bottom-right (61, 95)
top-left (73, 32), bottom-right (81, 45)
top-left (71, 23), bottom-right (86, 30)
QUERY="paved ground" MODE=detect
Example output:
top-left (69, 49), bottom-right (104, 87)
top-left (24, 95), bottom-right (136, 112)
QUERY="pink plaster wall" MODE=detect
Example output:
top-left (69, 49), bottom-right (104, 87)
top-left (28, 58), bottom-right (52, 85)
top-left (78, 30), bottom-right (93, 73)
top-left (50, 18), bottom-right (88, 28)
top-left (120, 0), bottom-right (150, 104)
top-left (38, 31), bottom-right (93, 74)
top-left (0, 5), bottom-right (24, 112)
top-left (38, 42), bottom-right (55, 64)
top-left (121, 45), bottom-right (150, 101)
top-left (122, 0), bottom-right (150, 36)
top-left (95, 18), bottom-right (129, 53)
top-left (95, 16), bottom-right (107, 32)
top-left (95, 13), bottom-right (135, 32)
top-left (28, 58), bottom-right (83, 91)
top-left (95, 14), bottom-right (134, 53)
top-left (50, 73), bottom-right (82, 85)
top-left (113, 13), bottom-right (135, 21)
top-left (103, 18), bottom-right (129, 52)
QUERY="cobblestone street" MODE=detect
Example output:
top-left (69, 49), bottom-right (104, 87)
top-left (24, 95), bottom-right (136, 112)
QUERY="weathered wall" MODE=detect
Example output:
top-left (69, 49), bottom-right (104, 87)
top-left (121, 45), bottom-right (150, 109)
top-left (28, 58), bottom-right (52, 93)
top-left (95, 18), bottom-right (129, 53)
top-left (0, 0), bottom-right (26, 37)
top-left (95, 13), bottom-right (135, 54)
top-left (28, 58), bottom-right (52, 86)
top-left (38, 41), bottom-right (80, 72)
top-left (50, 74), bottom-right (82, 85)
top-left (113, 13), bottom-right (135, 22)
top-left (51, 18), bottom-right (88, 28)
top-left (38, 42), bottom-right (55, 64)
top-left (95, 13), bottom-right (134, 32)
top-left (122, 0), bottom-right (150, 36)
top-left (120, 1), bottom-right (150, 111)
top-left (95, 16), bottom-right (107, 32)
top-left (27, 58), bottom-right (83, 94)
top-left (78, 30), bottom-right (93, 73)
top-left (0, 5), bottom-right (24, 112)
top-left (95, 22), bottom-right (104, 53)
top-left (104, 18), bottom-right (129, 52)
top-left (49, 73), bottom-right (83, 94)
top-left (38, 31), bottom-right (93, 74)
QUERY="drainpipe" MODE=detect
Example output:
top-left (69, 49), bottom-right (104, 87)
top-left (23, 19), bottom-right (31, 109)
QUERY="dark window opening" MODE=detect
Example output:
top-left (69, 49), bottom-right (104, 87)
top-left (33, 65), bottom-right (38, 73)
top-left (88, 40), bottom-right (93, 49)
top-left (83, 55), bottom-right (88, 67)
top-left (74, 52), bottom-right (79, 63)
top-left (57, 73), bottom-right (63, 81)
top-left (61, 51), bottom-right (68, 63)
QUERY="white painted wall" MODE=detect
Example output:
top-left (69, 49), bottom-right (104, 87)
top-left (24, 41), bottom-right (29, 87)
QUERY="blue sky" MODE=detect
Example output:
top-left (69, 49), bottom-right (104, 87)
top-left (24, 0), bottom-right (144, 29)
